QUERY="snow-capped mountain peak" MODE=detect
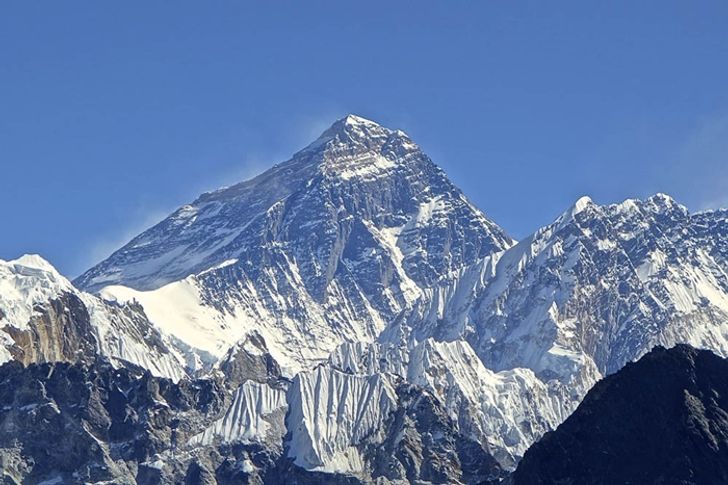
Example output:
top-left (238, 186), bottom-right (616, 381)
top-left (8, 254), bottom-right (62, 275)
top-left (570, 195), bottom-right (594, 215)
top-left (0, 254), bottom-right (74, 335)
top-left (0, 254), bottom-right (188, 379)
top-left (312, 113), bottom-right (391, 145)
top-left (76, 115), bottom-right (513, 375)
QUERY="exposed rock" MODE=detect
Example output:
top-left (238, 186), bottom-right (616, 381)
top-left (0, 358), bottom-right (501, 484)
top-left (0, 255), bottom-right (189, 380)
top-left (2, 291), bottom-right (96, 365)
top-left (510, 345), bottom-right (728, 485)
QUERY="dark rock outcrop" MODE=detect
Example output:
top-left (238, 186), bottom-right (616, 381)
top-left (0, 359), bottom-right (225, 484)
top-left (510, 345), bottom-right (728, 485)
top-left (369, 383), bottom-right (503, 484)
top-left (0, 358), bottom-right (500, 484)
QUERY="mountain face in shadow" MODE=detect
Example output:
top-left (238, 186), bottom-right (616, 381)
top-left (511, 344), bottom-right (728, 485)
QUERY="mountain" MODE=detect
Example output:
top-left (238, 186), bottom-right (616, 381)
top-left (76, 114), bottom-right (513, 374)
top-left (369, 193), bottom-right (728, 461)
top-left (0, 254), bottom-right (186, 380)
top-left (510, 344), bottom-right (728, 485)
top-left (72, 116), bottom-right (728, 470)
top-left (0, 357), bottom-right (503, 484)
top-left (397, 193), bottom-right (728, 376)
top-left (3, 114), bottom-right (728, 482)
top-left (464, 195), bottom-right (728, 378)
top-left (324, 337), bottom-right (568, 469)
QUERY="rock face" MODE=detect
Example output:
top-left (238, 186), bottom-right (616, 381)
top-left (0, 359), bottom-right (227, 484)
top-left (386, 193), bottom-right (728, 461)
top-left (3, 290), bottom-right (97, 365)
top-left (367, 382), bottom-right (501, 485)
top-left (0, 359), bottom-right (502, 484)
top-left (0, 255), bottom-right (187, 380)
top-left (511, 345), bottom-right (728, 485)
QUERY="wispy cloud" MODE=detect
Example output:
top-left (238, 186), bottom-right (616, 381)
top-left (73, 163), bottom-right (265, 278)
top-left (73, 113), bottom-right (347, 278)
top-left (76, 207), bottom-right (172, 278)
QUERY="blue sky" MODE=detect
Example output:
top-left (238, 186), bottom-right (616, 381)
top-left (2, 2), bottom-right (728, 276)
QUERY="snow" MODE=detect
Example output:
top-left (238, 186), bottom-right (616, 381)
top-left (342, 114), bottom-right (378, 126)
top-left (190, 381), bottom-right (287, 446)
top-left (324, 153), bottom-right (396, 180)
top-left (571, 196), bottom-right (594, 215)
top-left (286, 365), bottom-right (397, 472)
top-left (199, 258), bottom-right (239, 275)
top-left (143, 459), bottom-right (166, 470)
top-left (660, 259), bottom-right (728, 315)
top-left (0, 254), bottom-right (72, 331)
top-left (365, 221), bottom-right (422, 304)
top-left (416, 195), bottom-right (447, 226)
top-left (302, 114), bottom-right (391, 154)
top-left (11, 254), bottom-right (59, 273)
top-left (100, 279), bottom-right (233, 359)
top-left (82, 293), bottom-right (187, 381)
top-left (635, 249), bottom-right (667, 282)
top-left (100, 268), bottom-right (383, 376)
top-left (329, 338), bottom-right (565, 464)
top-left (240, 459), bottom-right (255, 473)
top-left (0, 254), bottom-right (187, 380)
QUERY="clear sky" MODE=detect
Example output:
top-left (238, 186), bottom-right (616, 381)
top-left (2, 2), bottom-right (728, 277)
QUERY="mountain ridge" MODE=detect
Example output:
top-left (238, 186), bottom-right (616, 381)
top-left (2, 115), bottom-right (728, 482)
top-left (75, 114), bottom-right (513, 293)
top-left (510, 344), bottom-right (728, 484)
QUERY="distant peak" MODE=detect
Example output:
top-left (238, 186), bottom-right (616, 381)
top-left (8, 254), bottom-right (58, 274)
top-left (1, 254), bottom-right (71, 290)
top-left (569, 196), bottom-right (595, 217)
top-left (573, 195), bottom-right (594, 211)
top-left (644, 193), bottom-right (690, 218)
top-left (646, 192), bottom-right (677, 206)
top-left (553, 195), bottom-right (597, 229)
top-left (325, 113), bottom-right (391, 137)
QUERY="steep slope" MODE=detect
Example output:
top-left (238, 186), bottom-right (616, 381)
top-left (0, 358), bottom-right (227, 484)
top-left (189, 360), bottom-right (504, 482)
top-left (63, 114), bottom-right (728, 476)
top-left (383, 194), bottom-right (728, 462)
top-left (461, 195), bottom-right (728, 384)
top-left (475, 194), bottom-right (728, 375)
top-left (0, 255), bottom-right (187, 380)
top-left (327, 338), bottom-right (567, 468)
top-left (511, 345), bottom-right (728, 485)
top-left (77, 115), bottom-right (513, 373)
